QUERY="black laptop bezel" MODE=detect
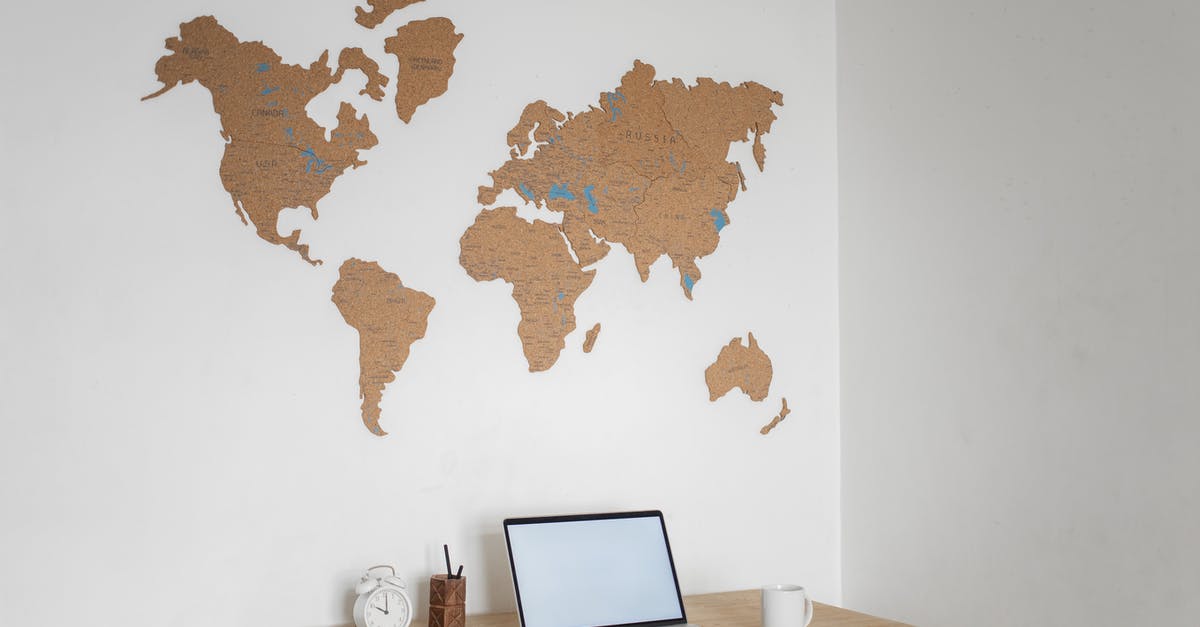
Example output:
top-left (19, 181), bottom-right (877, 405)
top-left (503, 510), bottom-right (689, 627)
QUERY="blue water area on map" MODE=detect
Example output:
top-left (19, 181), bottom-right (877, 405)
top-left (256, 63), bottom-right (270, 73)
top-left (554, 290), bottom-right (566, 324)
top-left (668, 152), bottom-right (686, 173)
top-left (519, 183), bottom-right (534, 200)
top-left (266, 100), bottom-right (278, 107)
top-left (285, 127), bottom-right (295, 142)
top-left (606, 91), bottom-right (626, 122)
top-left (710, 209), bottom-right (727, 232)
top-left (684, 275), bottom-right (695, 292)
top-left (583, 185), bottom-right (599, 214)
top-left (261, 86), bottom-right (280, 95)
top-left (549, 183), bottom-right (576, 201)
top-left (300, 147), bottom-right (332, 174)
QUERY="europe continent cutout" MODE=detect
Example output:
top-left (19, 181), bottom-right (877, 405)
top-left (460, 61), bottom-right (783, 372)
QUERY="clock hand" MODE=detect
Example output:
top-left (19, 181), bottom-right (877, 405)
top-left (373, 605), bottom-right (390, 615)
top-left (385, 595), bottom-right (390, 612)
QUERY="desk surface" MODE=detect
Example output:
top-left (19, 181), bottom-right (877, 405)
top-left (412, 589), bottom-right (910, 627)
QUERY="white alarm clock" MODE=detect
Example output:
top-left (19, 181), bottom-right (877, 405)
top-left (353, 565), bottom-right (414, 627)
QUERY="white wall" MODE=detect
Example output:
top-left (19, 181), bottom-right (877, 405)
top-left (839, 2), bottom-right (1200, 626)
top-left (0, 1), bottom-right (839, 625)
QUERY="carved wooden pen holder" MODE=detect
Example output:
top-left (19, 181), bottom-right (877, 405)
top-left (429, 574), bottom-right (466, 627)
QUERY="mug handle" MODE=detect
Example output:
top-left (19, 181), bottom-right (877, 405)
top-left (802, 588), bottom-right (814, 626)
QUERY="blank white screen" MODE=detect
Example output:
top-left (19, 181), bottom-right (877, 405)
top-left (507, 516), bottom-right (684, 627)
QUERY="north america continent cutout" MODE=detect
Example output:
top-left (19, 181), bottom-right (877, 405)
top-left (143, 14), bottom-right (462, 263)
top-left (705, 332), bottom-right (774, 402)
top-left (461, 61), bottom-right (782, 371)
top-left (143, 16), bottom-right (381, 264)
top-left (332, 259), bottom-right (436, 436)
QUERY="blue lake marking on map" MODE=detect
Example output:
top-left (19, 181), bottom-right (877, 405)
top-left (668, 152), bottom-right (686, 173)
top-left (285, 127), bottom-right (295, 143)
top-left (684, 274), bottom-right (695, 292)
top-left (629, 186), bottom-right (638, 191)
top-left (519, 183), bottom-right (534, 201)
top-left (266, 100), bottom-right (277, 107)
top-left (256, 63), bottom-right (270, 72)
top-left (583, 185), bottom-right (599, 214)
top-left (710, 209), bottom-right (727, 232)
top-left (549, 183), bottom-right (576, 201)
top-left (261, 86), bottom-right (280, 95)
top-left (300, 147), bottom-right (333, 174)
top-left (606, 91), bottom-right (626, 122)
top-left (553, 290), bottom-right (567, 324)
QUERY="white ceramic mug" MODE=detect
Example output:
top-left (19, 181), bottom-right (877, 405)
top-left (762, 584), bottom-right (814, 627)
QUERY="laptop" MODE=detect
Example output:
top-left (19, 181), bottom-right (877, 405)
top-left (503, 510), bottom-right (699, 627)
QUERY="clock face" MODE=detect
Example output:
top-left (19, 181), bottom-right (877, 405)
top-left (364, 588), bottom-right (410, 627)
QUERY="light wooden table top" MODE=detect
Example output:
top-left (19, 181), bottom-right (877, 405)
top-left (412, 589), bottom-right (910, 627)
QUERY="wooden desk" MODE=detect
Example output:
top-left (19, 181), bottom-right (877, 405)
top-left (412, 589), bottom-right (910, 627)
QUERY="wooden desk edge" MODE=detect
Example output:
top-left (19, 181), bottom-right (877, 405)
top-left (410, 589), bottom-right (911, 627)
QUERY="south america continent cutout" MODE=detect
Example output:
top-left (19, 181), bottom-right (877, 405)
top-left (332, 259), bottom-right (436, 436)
top-left (705, 332), bottom-right (774, 402)
top-left (460, 61), bottom-right (783, 371)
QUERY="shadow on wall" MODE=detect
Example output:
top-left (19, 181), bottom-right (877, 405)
top-left (478, 531), bottom-right (514, 611)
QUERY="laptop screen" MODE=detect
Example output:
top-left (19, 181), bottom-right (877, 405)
top-left (504, 511), bottom-right (687, 627)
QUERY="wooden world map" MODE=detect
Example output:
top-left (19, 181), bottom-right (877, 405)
top-left (144, 2), bottom-right (793, 437)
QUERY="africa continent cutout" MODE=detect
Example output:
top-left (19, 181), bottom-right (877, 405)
top-left (705, 333), bottom-right (773, 402)
top-left (461, 61), bottom-right (783, 371)
top-left (459, 208), bottom-right (595, 372)
top-left (332, 259), bottom-right (436, 437)
top-left (143, 14), bottom-right (461, 263)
